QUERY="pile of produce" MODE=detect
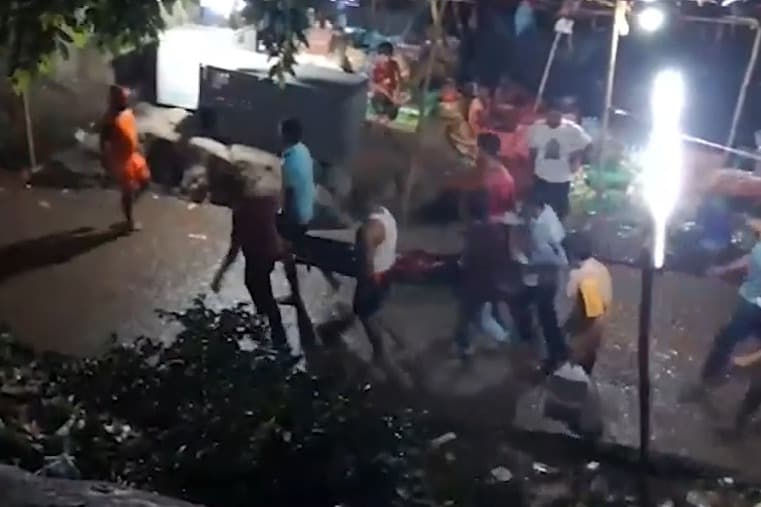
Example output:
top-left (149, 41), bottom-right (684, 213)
top-left (571, 157), bottom-right (640, 216)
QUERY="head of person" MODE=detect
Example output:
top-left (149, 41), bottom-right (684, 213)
top-left (108, 85), bottom-right (129, 113)
top-left (477, 132), bottom-right (501, 161)
top-left (545, 100), bottom-right (563, 129)
top-left (377, 41), bottom-right (394, 62)
top-left (524, 188), bottom-right (548, 219)
top-left (466, 189), bottom-right (490, 222)
top-left (280, 117), bottom-right (303, 148)
top-left (569, 232), bottom-right (593, 263)
top-left (477, 83), bottom-right (491, 101)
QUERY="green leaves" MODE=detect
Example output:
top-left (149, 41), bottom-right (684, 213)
top-left (244, 0), bottom-right (311, 86)
top-left (0, 298), bottom-right (436, 507)
top-left (0, 0), bottom-right (171, 92)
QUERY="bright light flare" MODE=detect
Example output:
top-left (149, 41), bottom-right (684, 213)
top-left (640, 69), bottom-right (685, 269)
top-left (637, 7), bottom-right (665, 32)
top-left (200, 0), bottom-right (245, 17)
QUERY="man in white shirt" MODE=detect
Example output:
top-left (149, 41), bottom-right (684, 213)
top-left (510, 190), bottom-right (569, 374)
top-left (528, 101), bottom-right (592, 219)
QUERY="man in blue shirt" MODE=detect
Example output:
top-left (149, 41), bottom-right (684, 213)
top-left (280, 117), bottom-right (315, 231)
top-left (688, 222), bottom-right (761, 399)
top-left (276, 117), bottom-right (316, 312)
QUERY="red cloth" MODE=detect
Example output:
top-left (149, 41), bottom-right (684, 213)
top-left (232, 196), bottom-right (282, 263)
top-left (372, 59), bottom-right (400, 95)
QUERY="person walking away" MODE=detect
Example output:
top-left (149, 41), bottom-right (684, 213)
top-left (354, 203), bottom-right (401, 364)
top-left (211, 177), bottom-right (288, 350)
top-left (511, 189), bottom-right (569, 374)
top-left (100, 85), bottom-right (150, 232)
top-left (564, 234), bottom-right (612, 374)
top-left (370, 42), bottom-right (403, 124)
top-left (683, 218), bottom-right (761, 400)
top-left (454, 190), bottom-right (519, 359)
top-left (528, 101), bottom-right (591, 220)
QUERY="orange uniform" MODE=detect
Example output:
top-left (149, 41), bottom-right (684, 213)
top-left (103, 108), bottom-right (150, 191)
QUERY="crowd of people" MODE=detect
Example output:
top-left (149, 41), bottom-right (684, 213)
top-left (99, 44), bottom-right (761, 436)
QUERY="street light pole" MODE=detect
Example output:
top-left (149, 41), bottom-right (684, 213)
top-left (599, 0), bottom-right (627, 161)
top-left (637, 248), bottom-right (654, 507)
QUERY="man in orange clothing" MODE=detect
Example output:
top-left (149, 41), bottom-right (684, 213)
top-left (100, 85), bottom-right (150, 232)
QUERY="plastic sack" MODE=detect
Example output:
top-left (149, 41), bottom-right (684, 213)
top-left (706, 168), bottom-right (761, 198)
top-left (543, 363), bottom-right (602, 438)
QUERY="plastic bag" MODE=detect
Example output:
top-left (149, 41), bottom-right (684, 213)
top-left (543, 363), bottom-right (602, 438)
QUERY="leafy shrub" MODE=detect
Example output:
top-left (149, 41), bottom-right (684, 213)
top-left (0, 298), bottom-right (435, 507)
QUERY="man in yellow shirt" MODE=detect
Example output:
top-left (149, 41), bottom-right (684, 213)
top-left (564, 235), bottom-right (612, 374)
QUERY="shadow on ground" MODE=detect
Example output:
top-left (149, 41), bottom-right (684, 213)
top-left (0, 226), bottom-right (126, 284)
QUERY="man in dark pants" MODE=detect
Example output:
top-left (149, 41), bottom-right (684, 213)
top-left (510, 190), bottom-right (569, 374)
top-left (211, 184), bottom-right (288, 350)
top-left (684, 221), bottom-right (761, 406)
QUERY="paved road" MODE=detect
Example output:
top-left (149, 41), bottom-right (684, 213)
top-left (2, 177), bottom-right (761, 479)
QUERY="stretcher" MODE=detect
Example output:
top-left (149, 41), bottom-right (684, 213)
top-left (292, 232), bottom-right (458, 285)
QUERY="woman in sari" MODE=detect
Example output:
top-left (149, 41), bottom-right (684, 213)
top-left (100, 85), bottom-right (150, 231)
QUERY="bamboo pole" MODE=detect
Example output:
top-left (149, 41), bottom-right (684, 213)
top-left (22, 89), bottom-right (36, 170)
top-left (535, 31), bottom-right (563, 111)
top-left (400, 0), bottom-right (447, 224)
top-left (598, 0), bottom-right (626, 162)
top-left (726, 22), bottom-right (761, 153)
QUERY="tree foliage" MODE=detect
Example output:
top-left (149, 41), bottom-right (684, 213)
top-left (0, 299), bottom-right (437, 507)
top-left (242, 0), bottom-right (313, 83)
top-left (0, 0), bottom-right (172, 92)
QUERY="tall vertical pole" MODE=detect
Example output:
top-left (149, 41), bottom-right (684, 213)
top-left (599, 0), bottom-right (626, 162)
top-left (637, 248), bottom-right (654, 507)
top-left (22, 89), bottom-right (37, 170)
top-left (535, 31), bottom-right (563, 112)
top-left (401, 0), bottom-right (447, 224)
top-left (726, 22), bottom-right (761, 153)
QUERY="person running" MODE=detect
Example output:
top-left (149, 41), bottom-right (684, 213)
top-left (354, 202), bottom-right (401, 363)
top-left (684, 218), bottom-right (761, 400)
top-left (528, 100), bottom-right (591, 220)
top-left (276, 117), bottom-right (315, 303)
top-left (370, 41), bottom-right (403, 123)
top-left (211, 176), bottom-right (288, 350)
top-left (564, 234), bottom-right (612, 375)
top-left (99, 85), bottom-right (150, 231)
top-left (510, 189), bottom-right (569, 374)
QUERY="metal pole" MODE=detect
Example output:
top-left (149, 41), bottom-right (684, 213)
top-left (637, 248), bottom-right (654, 507)
top-left (401, 0), bottom-right (447, 224)
top-left (599, 0), bottom-right (626, 162)
top-left (726, 23), bottom-right (761, 152)
top-left (535, 31), bottom-right (563, 112)
top-left (22, 89), bottom-right (37, 170)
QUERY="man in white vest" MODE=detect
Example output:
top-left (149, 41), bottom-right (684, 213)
top-left (353, 201), bottom-right (400, 363)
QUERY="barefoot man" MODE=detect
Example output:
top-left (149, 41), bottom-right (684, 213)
top-left (100, 85), bottom-right (150, 231)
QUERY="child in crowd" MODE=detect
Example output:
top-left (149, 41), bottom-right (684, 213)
top-left (371, 41), bottom-right (403, 123)
top-left (564, 234), bottom-right (612, 374)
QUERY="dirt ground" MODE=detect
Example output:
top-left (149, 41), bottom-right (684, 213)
top-left (2, 172), bottom-right (761, 481)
